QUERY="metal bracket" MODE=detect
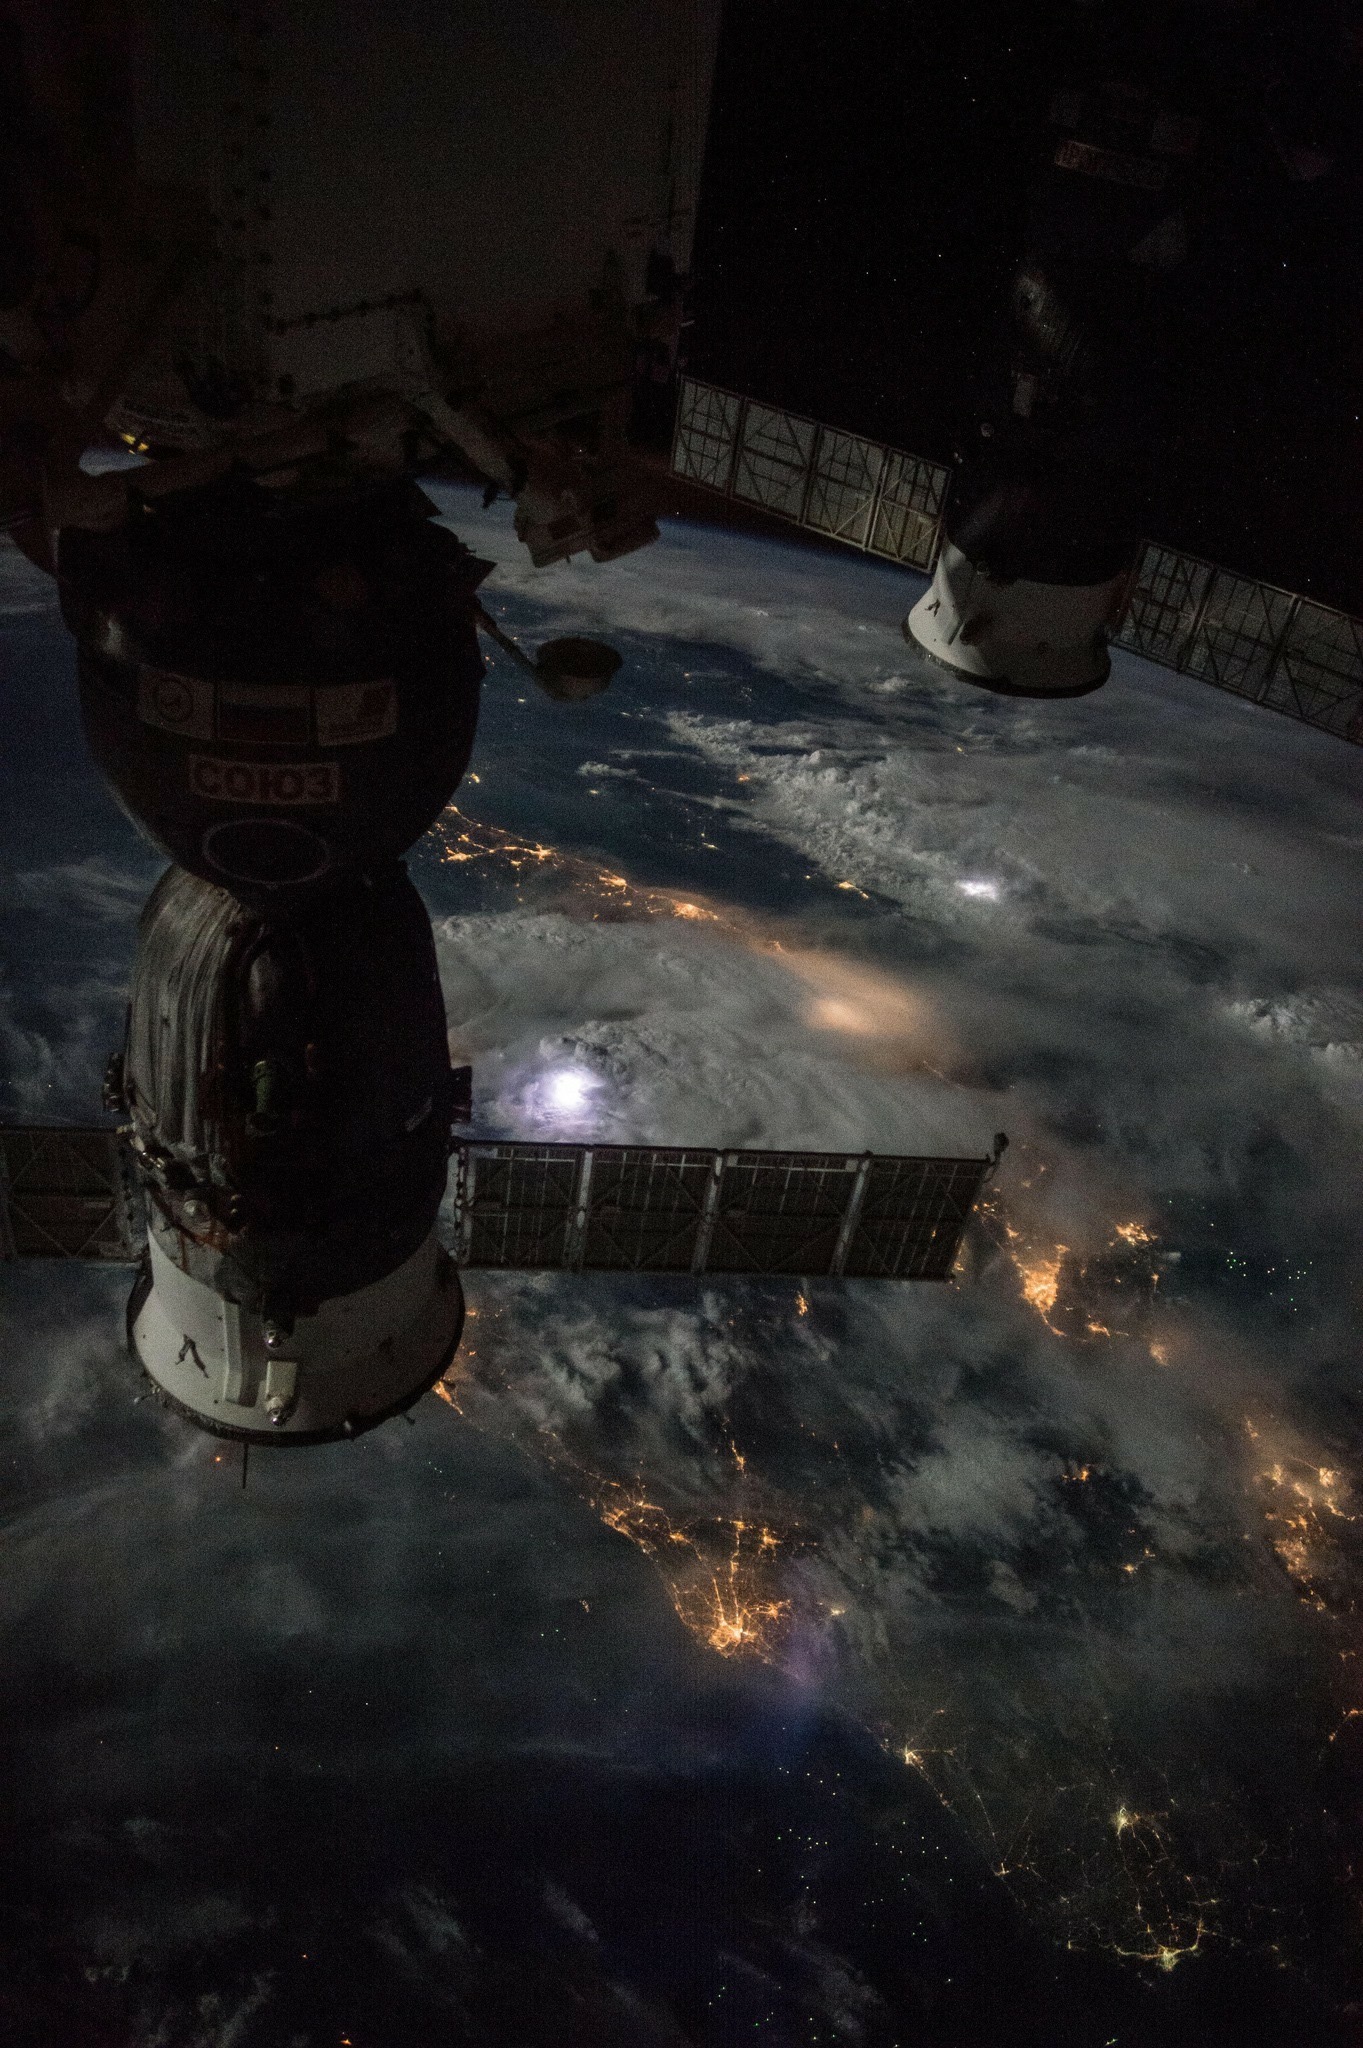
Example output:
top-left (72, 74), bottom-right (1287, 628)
top-left (565, 1149), bottom-right (594, 1272)
top-left (690, 1152), bottom-right (726, 1274)
top-left (828, 1154), bottom-right (873, 1277)
top-left (450, 1143), bottom-right (474, 1264)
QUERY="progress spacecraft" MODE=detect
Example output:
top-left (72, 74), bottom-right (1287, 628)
top-left (906, 13), bottom-right (1199, 698)
top-left (0, 1), bottom-right (1001, 1444)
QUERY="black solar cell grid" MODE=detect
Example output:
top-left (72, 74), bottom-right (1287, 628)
top-left (0, 1126), bottom-right (134, 1259)
top-left (843, 1158), bottom-right (987, 1278)
top-left (580, 1148), bottom-right (713, 1272)
top-left (466, 1145), bottom-right (578, 1269)
top-left (702, 1153), bottom-right (855, 1275)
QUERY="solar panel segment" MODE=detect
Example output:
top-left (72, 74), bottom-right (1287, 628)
top-left (671, 377), bottom-right (949, 573)
top-left (0, 1126), bottom-right (142, 1262)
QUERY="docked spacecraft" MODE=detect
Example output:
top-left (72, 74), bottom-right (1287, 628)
top-left (56, 467), bottom-right (487, 1437)
top-left (907, 12), bottom-right (1199, 696)
top-left (115, 862), bottom-right (463, 1439)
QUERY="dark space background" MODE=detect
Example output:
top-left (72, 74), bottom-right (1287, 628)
top-left (685, 0), bottom-right (1363, 612)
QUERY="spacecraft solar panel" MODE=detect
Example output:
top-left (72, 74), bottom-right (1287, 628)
top-left (1116, 544), bottom-right (1363, 742)
top-left (455, 1144), bottom-right (582, 1270)
top-left (703, 1151), bottom-right (858, 1275)
top-left (731, 404), bottom-right (819, 521)
top-left (451, 1141), bottom-right (989, 1280)
top-left (866, 452), bottom-right (953, 571)
top-left (671, 381), bottom-right (744, 493)
top-left (1187, 569), bottom-right (1298, 698)
top-left (579, 1148), bottom-right (717, 1272)
top-left (801, 429), bottom-right (884, 548)
top-left (848, 1156), bottom-right (987, 1278)
top-left (1268, 601), bottom-right (1363, 736)
top-left (1112, 544), bottom-right (1212, 668)
top-left (670, 379), bottom-right (950, 573)
top-left (0, 1126), bottom-right (143, 1262)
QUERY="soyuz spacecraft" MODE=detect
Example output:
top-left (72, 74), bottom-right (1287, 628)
top-left (0, 2), bottom-right (999, 1445)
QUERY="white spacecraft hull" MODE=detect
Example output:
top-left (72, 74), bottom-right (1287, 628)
top-left (131, 1225), bottom-right (464, 1441)
top-left (906, 541), bottom-right (1126, 698)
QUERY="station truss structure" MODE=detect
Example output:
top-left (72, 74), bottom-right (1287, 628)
top-left (0, 1128), bottom-right (993, 1285)
top-left (670, 376), bottom-right (1363, 746)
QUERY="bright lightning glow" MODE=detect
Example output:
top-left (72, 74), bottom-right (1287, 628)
top-left (956, 878), bottom-right (1001, 900)
top-left (520, 1061), bottom-right (606, 1133)
top-left (781, 951), bottom-right (926, 1057)
top-left (545, 1068), bottom-right (594, 1113)
top-left (811, 996), bottom-right (873, 1034)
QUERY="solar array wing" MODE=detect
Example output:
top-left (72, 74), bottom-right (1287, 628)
top-left (450, 1142), bottom-right (991, 1280)
top-left (0, 1126), bottom-right (144, 1262)
top-left (703, 1151), bottom-right (858, 1275)
top-left (672, 376), bottom-right (950, 572)
top-left (846, 1156), bottom-right (989, 1278)
top-left (449, 1143), bottom-right (582, 1271)
top-left (1115, 544), bottom-right (1363, 743)
top-left (579, 1148), bottom-right (717, 1272)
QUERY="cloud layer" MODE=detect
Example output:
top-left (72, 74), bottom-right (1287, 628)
top-left (0, 489), bottom-right (1359, 2039)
